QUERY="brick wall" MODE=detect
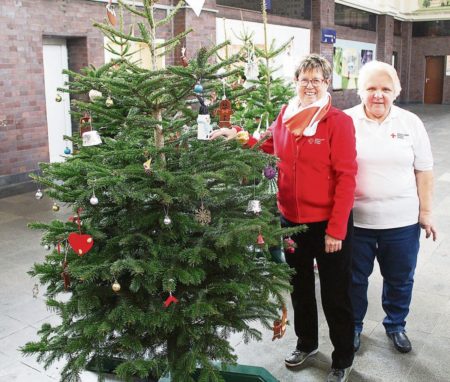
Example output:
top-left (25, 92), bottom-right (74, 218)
top-left (0, 0), bottom-right (172, 184)
top-left (407, 36), bottom-right (450, 104)
top-left (1, 0), bottom-right (449, 190)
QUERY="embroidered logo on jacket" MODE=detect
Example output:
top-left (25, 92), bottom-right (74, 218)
top-left (390, 132), bottom-right (409, 139)
top-left (307, 138), bottom-right (325, 145)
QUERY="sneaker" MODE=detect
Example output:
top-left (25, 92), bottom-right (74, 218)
top-left (284, 348), bottom-right (318, 367)
top-left (326, 366), bottom-right (352, 382)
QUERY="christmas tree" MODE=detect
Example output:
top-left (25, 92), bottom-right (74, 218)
top-left (231, 1), bottom-right (295, 135)
top-left (22, 1), bottom-right (299, 381)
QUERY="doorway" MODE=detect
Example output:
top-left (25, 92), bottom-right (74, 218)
top-left (424, 56), bottom-right (444, 104)
top-left (42, 37), bottom-right (72, 162)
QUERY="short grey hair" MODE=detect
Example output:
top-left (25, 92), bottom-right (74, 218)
top-left (357, 60), bottom-right (402, 98)
top-left (295, 54), bottom-right (332, 81)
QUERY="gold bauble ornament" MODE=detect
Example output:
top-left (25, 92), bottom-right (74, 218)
top-left (52, 203), bottom-right (60, 212)
top-left (55, 94), bottom-right (62, 102)
top-left (105, 96), bottom-right (114, 107)
top-left (112, 281), bottom-right (121, 292)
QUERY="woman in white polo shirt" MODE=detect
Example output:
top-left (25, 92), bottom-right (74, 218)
top-left (345, 60), bottom-right (437, 354)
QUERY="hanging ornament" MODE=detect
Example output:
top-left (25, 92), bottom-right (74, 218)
top-left (55, 93), bottom-right (62, 102)
top-left (79, 113), bottom-right (92, 136)
top-left (214, 98), bottom-right (233, 128)
top-left (32, 283), bottom-right (39, 298)
top-left (246, 199), bottom-right (262, 215)
top-left (163, 206), bottom-right (172, 226)
top-left (194, 201), bottom-right (211, 225)
top-left (256, 232), bottom-right (265, 246)
top-left (263, 165), bottom-right (277, 180)
top-left (82, 130), bottom-right (102, 146)
top-left (61, 260), bottom-right (70, 291)
top-left (253, 114), bottom-right (265, 140)
top-left (35, 188), bottom-right (43, 200)
top-left (106, 0), bottom-right (117, 25)
top-left (90, 190), bottom-right (99, 205)
top-left (112, 280), bottom-right (121, 292)
top-left (236, 131), bottom-right (250, 145)
top-left (105, 96), bottom-right (114, 107)
top-left (284, 237), bottom-right (296, 254)
top-left (44, 244), bottom-right (51, 250)
top-left (143, 158), bottom-right (152, 175)
top-left (194, 82), bottom-right (203, 94)
top-left (244, 45), bottom-right (259, 89)
top-left (52, 202), bottom-right (60, 212)
top-left (185, 0), bottom-right (205, 17)
top-left (64, 146), bottom-right (71, 155)
top-left (163, 291), bottom-right (179, 307)
top-left (68, 232), bottom-right (94, 256)
top-left (180, 46), bottom-right (188, 67)
top-left (88, 89), bottom-right (103, 102)
top-left (196, 96), bottom-right (212, 140)
top-left (272, 305), bottom-right (288, 341)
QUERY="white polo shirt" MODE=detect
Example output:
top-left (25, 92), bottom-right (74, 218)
top-left (345, 104), bottom-right (433, 229)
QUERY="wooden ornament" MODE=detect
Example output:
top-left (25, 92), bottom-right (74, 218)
top-left (68, 232), bottom-right (94, 256)
top-left (61, 261), bottom-right (70, 291)
top-left (106, 1), bottom-right (117, 26)
top-left (272, 305), bottom-right (288, 341)
top-left (214, 99), bottom-right (233, 128)
top-left (79, 113), bottom-right (92, 137)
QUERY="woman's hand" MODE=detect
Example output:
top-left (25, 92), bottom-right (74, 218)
top-left (419, 211), bottom-right (437, 241)
top-left (324, 234), bottom-right (342, 253)
top-left (209, 127), bottom-right (238, 140)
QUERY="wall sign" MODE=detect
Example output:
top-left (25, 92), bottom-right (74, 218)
top-left (321, 28), bottom-right (336, 44)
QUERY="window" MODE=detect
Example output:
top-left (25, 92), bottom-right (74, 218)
top-left (412, 20), bottom-right (450, 37)
top-left (216, 0), bottom-right (311, 20)
top-left (335, 4), bottom-right (377, 31)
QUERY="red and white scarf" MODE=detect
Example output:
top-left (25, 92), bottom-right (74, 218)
top-left (282, 93), bottom-right (331, 137)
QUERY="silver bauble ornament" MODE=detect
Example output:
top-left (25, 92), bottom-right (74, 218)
top-left (163, 215), bottom-right (172, 225)
top-left (44, 244), bottom-right (51, 250)
top-left (35, 189), bottom-right (43, 200)
top-left (90, 196), bottom-right (99, 205)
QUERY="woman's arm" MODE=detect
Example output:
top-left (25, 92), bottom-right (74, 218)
top-left (415, 170), bottom-right (437, 241)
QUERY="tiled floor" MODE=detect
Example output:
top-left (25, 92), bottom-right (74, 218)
top-left (1, 104), bottom-right (449, 381)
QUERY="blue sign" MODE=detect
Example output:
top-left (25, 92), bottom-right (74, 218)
top-left (321, 28), bottom-right (336, 44)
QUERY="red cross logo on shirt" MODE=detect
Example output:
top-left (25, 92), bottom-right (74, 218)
top-left (390, 133), bottom-right (396, 138)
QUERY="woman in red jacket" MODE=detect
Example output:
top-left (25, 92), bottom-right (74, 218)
top-left (211, 54), bottom-right (357, 382)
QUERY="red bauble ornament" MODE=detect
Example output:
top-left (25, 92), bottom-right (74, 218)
top-left (68, 232), bottom-right (94, 256)
top-left (256, 233), bottom-right (265, 246)
top-left (163, 293), bottom-right (179, 307)
top-left (284, 237), bottom-right (296, 254)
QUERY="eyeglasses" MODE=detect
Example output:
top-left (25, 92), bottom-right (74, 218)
top-left (298, 78), bottom-right (325, 87)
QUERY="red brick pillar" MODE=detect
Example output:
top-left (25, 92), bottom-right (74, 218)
top-left (174, 0), bottom-right (217, 65)
top-left (398, 22), bottom-right (412, 103)
top-left (310, 0), bottom-right (335, 65)
top-left (376, 14), bottom-right (394, 63)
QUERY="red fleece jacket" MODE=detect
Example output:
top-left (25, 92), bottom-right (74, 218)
top-left (243, 105), bottom-right (357, 240)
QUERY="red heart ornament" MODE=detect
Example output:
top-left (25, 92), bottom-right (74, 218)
top-left (68, 232), bottom-right (94, 256)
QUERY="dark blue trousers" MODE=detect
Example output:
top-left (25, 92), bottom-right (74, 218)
top-left (351, 223), bottom-right (420, 334)
top-left (282, 214), bottom-right (354, 369)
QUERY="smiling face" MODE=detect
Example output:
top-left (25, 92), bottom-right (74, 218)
top-left (296, 68), bottom-right (330, 107)
top-left (361, 71), bottom-right (396, 123)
